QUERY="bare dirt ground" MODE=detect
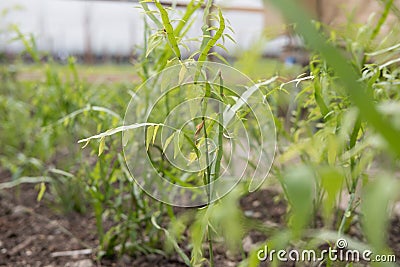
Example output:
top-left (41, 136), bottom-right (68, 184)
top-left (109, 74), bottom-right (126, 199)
top-left (0, 170), bottom-right (399, 267)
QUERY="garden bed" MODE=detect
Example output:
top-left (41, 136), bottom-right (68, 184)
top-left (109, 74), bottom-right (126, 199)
top-left (1, 173), bottom-right (399, 266)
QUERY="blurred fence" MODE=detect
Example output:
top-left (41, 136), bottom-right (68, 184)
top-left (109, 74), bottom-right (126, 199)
top-left (0, 0), bottom-right (398, 63)
top-left (0, 0), bottom-right (267, 62)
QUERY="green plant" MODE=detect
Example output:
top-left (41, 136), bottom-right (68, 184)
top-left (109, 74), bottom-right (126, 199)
top-left (79, 1), bottom-right (245, 265)
top-left (0, 24), bottom-right (164, 258)
top-left (240, 1), bottom-right (400, 266)
top-left (3, 1), bottom-right (400, 266)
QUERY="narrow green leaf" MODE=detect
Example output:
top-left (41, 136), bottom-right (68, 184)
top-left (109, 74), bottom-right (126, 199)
top-left (216, 43), bottom-right (228, 53)
top-left (0, 176), bottom-right (52, 190)
top-left (179, 64), bottom-right (187, 84)
top-left (319, 167), bottom-right (343, 222)
top-left (195, 8), bottom-right (226, 82)
top-left (283, 166), bottom-right (315, 236)
top-left (224, 33), bottom-right (236, 43)
top-left (209, 52), bottom-right (230, 65)
top-left (174, 0), bottom-right (202, 36)
top-left (78, 123), bottom-right (161, 144)
top-left (371, 0), bottom-right (393, 40)
top-left (140, 1), bottom-right (163, 28)
top-left (155, 0), bottom-right (181, 59)
top-left (198, 9), bottom-right (226, 63)
top-left (146, 34), bottom-right (163, 57)
top-left (199, 0), bottom-right (214, 52)
top-left (204, 82), bottom-right (211, 98)
top-left (362, 176), bottom-right (399, 253)
top-left (174, 132), bottom-right (180, 159)
top-left (151, 214), bottom-right (191, 266)
top-left (314, 78), bottom-right (330, 118)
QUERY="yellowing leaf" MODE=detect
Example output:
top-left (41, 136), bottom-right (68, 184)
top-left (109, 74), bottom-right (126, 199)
top-left (163, 132), bottom-right (175, 153)
top-left (327, 134), bottom-right (337, 165)
top-left (153, 125), bottom-right (160, 144)
top-left (146, 35), bottom-right (163, 57)
top-left (178, 64), bottom-right (187, 84)
top-left (81, 140), bottom-right (90, 149)
top-left (188, 152), bottom-right (198, 165)
top-left (37, 182), bottom-right (46, 202)
top-left (98, 137), bottom-right (106, 156)
top-left (63, 117), bottom-right (70, 127)
top-left (146, 125), bottom-right (154, 151)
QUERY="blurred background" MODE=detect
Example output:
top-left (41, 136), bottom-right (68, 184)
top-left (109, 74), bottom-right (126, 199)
top-left (2, 0), bottom-right (395, 64)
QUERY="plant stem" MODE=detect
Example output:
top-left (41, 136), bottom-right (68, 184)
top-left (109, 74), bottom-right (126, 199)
top-left (202, 115), bottom-right (214, 266)
top-left (207, 225), bottom-right (214, 267)
top-left (202, 116), bottom-right (212, 203)
top-left (214, 71), bottom-right (224, 181)
top-left (338, 192), bottom-right (356, 236)
top-left (371, 0), bottom-right (393, 40)
top-left (204, 72), bottom-right (224, 267)
top-left (142, 17), bottom-right (149, 80)
top-left (338, 115), bottom-right (362, 236)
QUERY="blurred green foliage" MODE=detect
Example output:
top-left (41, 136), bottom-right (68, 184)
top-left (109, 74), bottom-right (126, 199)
top-left (1, 0), bottom-right (400, 266)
